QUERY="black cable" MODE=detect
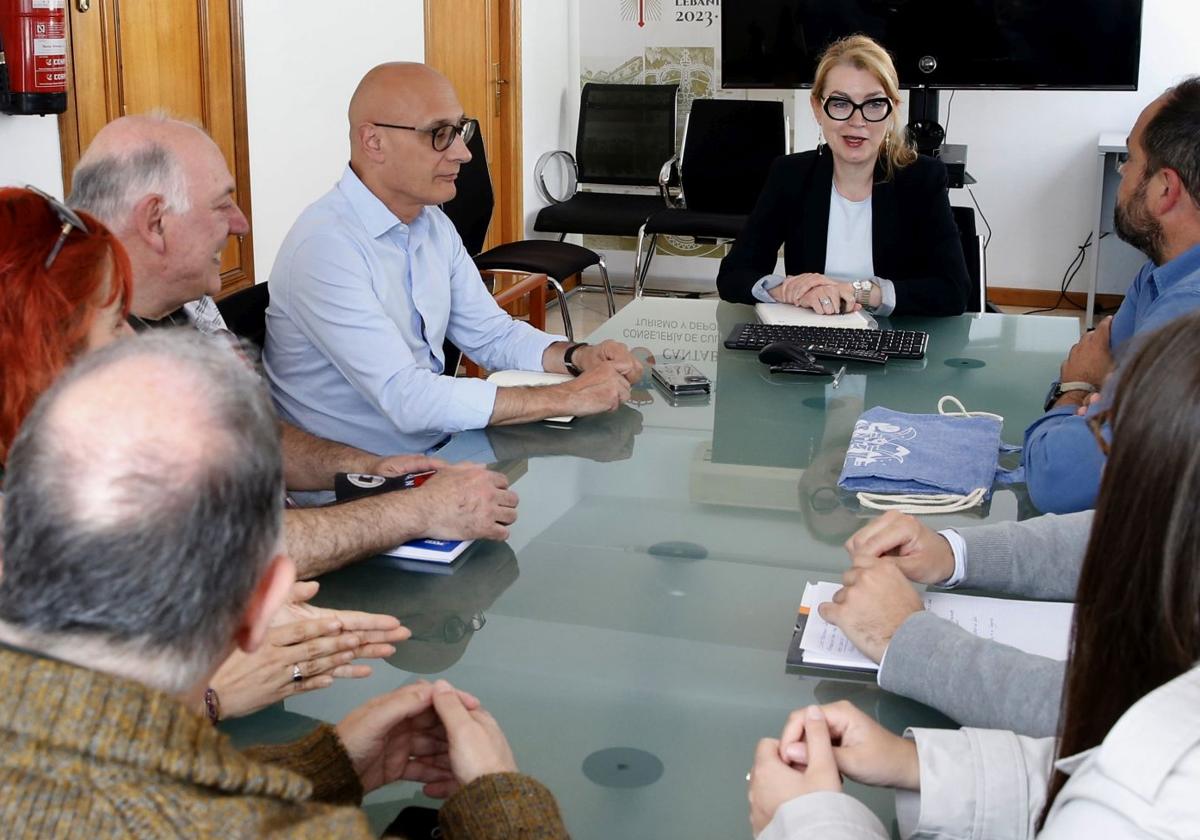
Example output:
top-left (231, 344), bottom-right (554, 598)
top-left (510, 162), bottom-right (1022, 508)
top-left (965, 185), bottom-right (992, 286)
top-left (966, 186), bottom-right (991, 248)
top-left (943, 90), bottom-right (956, 139)
top-left (1024, 232), bottom-right (1093, 314)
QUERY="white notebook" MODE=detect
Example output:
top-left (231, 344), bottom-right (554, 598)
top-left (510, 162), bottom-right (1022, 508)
top-left (796, 580), bottom-right (1074, 671)
top-left (755, 302), bottom-right (877, 330)
top-left (485, 369), bottom-right (575, 423)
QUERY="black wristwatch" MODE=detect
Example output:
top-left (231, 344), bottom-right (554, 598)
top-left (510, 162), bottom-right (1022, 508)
top-left (563, 342), bottom-right (588, 376)
top-left (1043, 379), bottom-right (1097, 412)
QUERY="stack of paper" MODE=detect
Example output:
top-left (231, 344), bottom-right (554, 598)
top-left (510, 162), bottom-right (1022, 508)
top-left (793, 580), bottom-right (1074, 672)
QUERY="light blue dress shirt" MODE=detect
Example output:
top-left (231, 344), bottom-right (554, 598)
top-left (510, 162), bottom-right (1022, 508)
top-left (1023, 241), bottom-right (1200, 513)
top-left (264, 166), bottom-right (564, 456)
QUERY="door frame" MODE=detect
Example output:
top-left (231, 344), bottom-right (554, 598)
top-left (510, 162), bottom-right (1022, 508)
top-left (424, 0), bottom-right (523, 247)
top-left (57, 0), bottom-right (256, 293)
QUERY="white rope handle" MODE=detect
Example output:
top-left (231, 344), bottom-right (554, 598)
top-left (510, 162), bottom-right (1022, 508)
top-left (856, 487), bottom-right (988, 514)
top-left (937, 395), bottom-right (1004, 422)
top-left (850, 396), bottom-right (1003, 515)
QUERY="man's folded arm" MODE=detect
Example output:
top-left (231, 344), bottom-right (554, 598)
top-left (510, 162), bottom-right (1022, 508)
top-left (284, 494), bottom-right (430, 579)
top-left (279, 420), bottom-right (385, 491)
top-left (1022, 409), bottom-right (1105, 514)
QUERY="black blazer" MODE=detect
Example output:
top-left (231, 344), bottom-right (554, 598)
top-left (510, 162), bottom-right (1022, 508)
top-left (717, 150), bottom-right (969, 316)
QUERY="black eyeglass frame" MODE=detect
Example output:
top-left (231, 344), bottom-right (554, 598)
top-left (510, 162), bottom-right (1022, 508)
top-left (26, 184), bottom-right (90, 270)
top-left (821, 96), bottom-right (894, 123)
top-left (371, 117), bottom-right (479, 152)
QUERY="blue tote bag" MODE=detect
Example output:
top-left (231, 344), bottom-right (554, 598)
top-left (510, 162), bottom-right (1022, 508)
top-left (837, 396), bottom-right (1024, 513)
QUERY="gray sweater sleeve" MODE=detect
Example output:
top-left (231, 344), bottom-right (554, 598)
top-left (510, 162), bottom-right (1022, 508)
top-left (957, 510), bottom-right (1093, 599)
top-left (878, 512), bottom-right (1091, 736)
top-left (879, 611), bottom-right (1065, 737)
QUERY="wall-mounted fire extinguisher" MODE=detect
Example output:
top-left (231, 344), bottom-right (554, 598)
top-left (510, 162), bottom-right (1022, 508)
top-left (0, 0), bottom-right (68, 116)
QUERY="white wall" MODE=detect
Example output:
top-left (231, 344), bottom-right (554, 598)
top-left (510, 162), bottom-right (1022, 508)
top-left (242, 0), bottom-right (425, 283)
top-left (520, 0), bottom-right (579, 237)
top-left (0, 111), bottom-right (62, 196)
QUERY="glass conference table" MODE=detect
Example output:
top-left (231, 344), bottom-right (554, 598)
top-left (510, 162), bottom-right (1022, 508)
top-left (225, 298), bottom-right (1079, 838)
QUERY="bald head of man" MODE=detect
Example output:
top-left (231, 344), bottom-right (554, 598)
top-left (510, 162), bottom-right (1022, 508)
top-left (70, 114), bottom-right (250, 320)
top-left (0, 331), bottom-right (291, 696)
top-left (347, 62), bottom-right (473, 223)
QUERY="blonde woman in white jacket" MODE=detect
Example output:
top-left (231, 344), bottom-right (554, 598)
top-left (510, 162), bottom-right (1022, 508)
top-left (748, 308), bottom-right (1200, 839)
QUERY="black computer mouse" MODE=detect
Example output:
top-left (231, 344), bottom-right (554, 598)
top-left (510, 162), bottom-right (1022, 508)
top-left (758, 340), bottom-right (817, 367)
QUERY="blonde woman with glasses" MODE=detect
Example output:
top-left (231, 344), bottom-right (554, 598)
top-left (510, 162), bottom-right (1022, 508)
top-left (718, 35), bottom-right (970, 318)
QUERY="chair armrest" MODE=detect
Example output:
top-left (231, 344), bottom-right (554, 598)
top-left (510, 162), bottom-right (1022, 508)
top-left (534, 150), bottom-right (578, 204)
top-left (490, 272), bottom-right (548, 332)
top-left (658, 156), bottom-right (682, 208)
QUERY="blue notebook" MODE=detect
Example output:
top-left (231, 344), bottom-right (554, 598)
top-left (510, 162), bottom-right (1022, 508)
top-left (382, 537), bottom-right (475, 564)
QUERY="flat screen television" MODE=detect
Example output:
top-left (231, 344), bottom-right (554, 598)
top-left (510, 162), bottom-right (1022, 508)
top-left (721, 0), bottom-right (1144, 91)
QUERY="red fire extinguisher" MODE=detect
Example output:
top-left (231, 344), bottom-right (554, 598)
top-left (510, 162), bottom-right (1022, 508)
top-left (0, 0), bottom-right (68, 115)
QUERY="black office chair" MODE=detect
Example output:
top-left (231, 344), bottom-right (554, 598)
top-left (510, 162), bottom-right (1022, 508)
top-left (633, 99), bottom-right (787, 297)
top-left (215, 281), bottom-right (269, 348)
top-left (952, 206), bottom-right (995, 313)
top-left (441, 128), bottom-right (613, 343)
top-left (533, 83), bottom-right (679, 243)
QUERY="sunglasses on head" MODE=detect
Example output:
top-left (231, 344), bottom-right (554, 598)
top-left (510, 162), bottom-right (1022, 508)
top-left (25, 184), bottom-right (91, 270)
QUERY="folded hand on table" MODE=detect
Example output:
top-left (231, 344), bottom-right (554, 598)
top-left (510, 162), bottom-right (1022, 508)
top-left (748, 701), bottom-right (920, 834)
top-left (843, 511), bottom-right (956, 585)
top-left (769, 273), bottom-right (860, 315)
top-left (818, 556), bottom-right (924, 663)
top-left (336, 677), bottom-right (519, 797)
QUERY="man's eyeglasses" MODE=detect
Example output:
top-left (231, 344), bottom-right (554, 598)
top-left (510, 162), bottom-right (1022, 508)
top-left (26, 184), bottom-right (90, 269)
top-left (822, 96), bottom-right (893, 123)
top-left (1086, 406), bottom-right (1112, 456)
top-left (372, 117), bottom-right (478, 152)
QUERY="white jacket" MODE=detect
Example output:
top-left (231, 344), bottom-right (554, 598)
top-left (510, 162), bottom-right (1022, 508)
top-left (758, 665), bottom-right (1200, 840)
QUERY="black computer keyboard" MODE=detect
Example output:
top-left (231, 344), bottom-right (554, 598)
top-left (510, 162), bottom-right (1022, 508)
top-left (723, 322), bottom-right (929, 360)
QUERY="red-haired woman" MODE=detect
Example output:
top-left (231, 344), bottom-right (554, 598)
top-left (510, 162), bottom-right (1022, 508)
top-left (0, 186), bottom-right (133, 462)
top-left (0, 186), bottom-right (408, 720)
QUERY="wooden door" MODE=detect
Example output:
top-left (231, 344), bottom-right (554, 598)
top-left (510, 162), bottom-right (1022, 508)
top-left (58, 0), bottom-right (255, 295)
top-left (425, 0), bottom-right (522, 251)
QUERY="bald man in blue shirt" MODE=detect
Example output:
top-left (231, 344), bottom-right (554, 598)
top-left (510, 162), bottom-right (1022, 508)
top-left (265, 63), bottom-right (642, 456)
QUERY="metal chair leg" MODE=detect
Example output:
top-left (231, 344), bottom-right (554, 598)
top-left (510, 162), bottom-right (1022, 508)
top-left (636, 233), bottom-right (658, 299)
top-left (547, 276), bottom-right (574, 341)
top-left (597, 256), bottom-right (616, 316)
top-left (633, 224), bottom-right (648, 297)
